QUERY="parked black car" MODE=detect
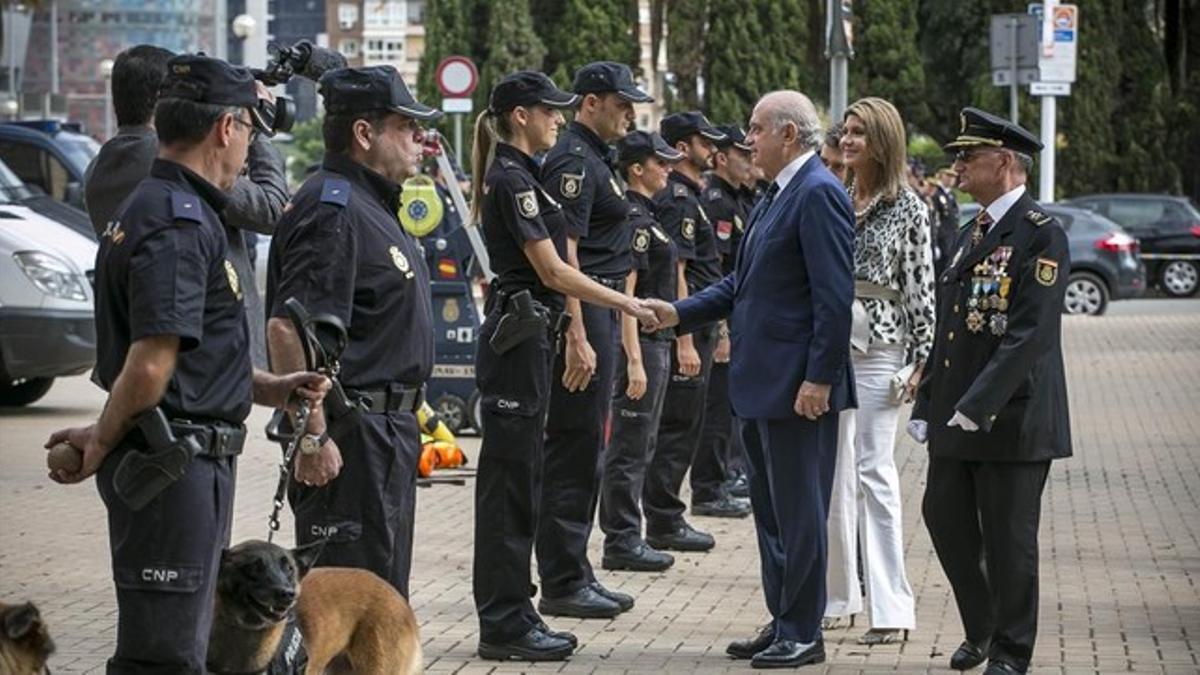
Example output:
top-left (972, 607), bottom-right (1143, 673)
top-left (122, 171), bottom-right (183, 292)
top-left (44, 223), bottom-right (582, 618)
top-left (1061, 194), bottom-right (1200, 298)
top-left (959, 202), bottom-right (1145, 315)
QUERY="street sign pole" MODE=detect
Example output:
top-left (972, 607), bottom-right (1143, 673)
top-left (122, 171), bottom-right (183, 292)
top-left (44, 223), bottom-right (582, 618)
top-left (436, 56), bottom-right (479, 172)
top-left (826, 0), bottom-right (853, 123)
top-left (454, 114), bottom-right (463, 169)
top-left (1040, 95), bottom-right (1056, 202)
top-left (1009, 15), bottom-right (1020, 124)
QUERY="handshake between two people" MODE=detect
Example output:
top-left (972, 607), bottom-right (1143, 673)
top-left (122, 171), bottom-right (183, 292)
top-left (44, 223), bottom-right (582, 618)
top-left (620, 297), bottom-right (680, 333)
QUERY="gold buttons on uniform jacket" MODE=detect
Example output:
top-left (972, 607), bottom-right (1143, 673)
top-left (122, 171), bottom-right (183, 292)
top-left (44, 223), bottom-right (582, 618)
top-left (944, 359), bottom-right (951, 368)
top-left (948, 331), bottom-right (955, 341)
top-left (953, 304), bottom-right (960, 313)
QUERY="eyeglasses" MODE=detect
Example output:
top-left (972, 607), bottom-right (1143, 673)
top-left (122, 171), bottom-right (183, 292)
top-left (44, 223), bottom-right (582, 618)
top-left (231, 116), bottom-right (259, 142)
top-left (954, 148), bottom-right (1000, 164)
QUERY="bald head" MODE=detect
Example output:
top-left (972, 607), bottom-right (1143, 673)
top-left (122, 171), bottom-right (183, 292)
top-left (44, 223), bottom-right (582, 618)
top-left (745, 90), bottom-right (823, 180)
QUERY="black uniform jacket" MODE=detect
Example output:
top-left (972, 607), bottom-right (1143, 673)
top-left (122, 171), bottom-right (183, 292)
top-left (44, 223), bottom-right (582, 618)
top-left (913, 192), bottom-right (1073, 462)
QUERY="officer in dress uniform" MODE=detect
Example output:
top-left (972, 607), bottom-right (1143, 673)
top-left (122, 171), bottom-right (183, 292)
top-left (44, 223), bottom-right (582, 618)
top-left (694, 124), bottom-right (756, 508)
top-left (644, 112), bottom-right (739, 552)
top-left (46, 55), bottom-right (326, 673)
top-left (266, 65), bottom-right (441, 599)
top-left (536, 61), bottom-right (654, 619)
top-left (930, 168), bottom-right (962, 275)
top-left (598, 131), bottom-right (683, 572)
top-left (910, 107), bottom-right (1072, 675)
top-left (468, 71), bottom-right (656, 661)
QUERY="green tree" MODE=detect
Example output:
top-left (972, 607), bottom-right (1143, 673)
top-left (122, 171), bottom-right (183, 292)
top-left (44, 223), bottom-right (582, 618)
top-left (704, 0), bottom-right (812, 125)
top-left (476, 0), bottom-right (548, 116)
top-left (665, 0), bottom-right (707, 111)
top-left (849, 0), bottom-right (930, 130)
top-left (543, 0), bottom-right (639, 85)
top-left (283, 116), bottom-right (325, 184)
top-left (417, 0), bottom-right (473, 108)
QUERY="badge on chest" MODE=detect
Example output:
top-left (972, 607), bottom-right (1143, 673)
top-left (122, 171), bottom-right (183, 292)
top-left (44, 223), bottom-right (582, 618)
top-left (389, 245), bottom-right (415, 279)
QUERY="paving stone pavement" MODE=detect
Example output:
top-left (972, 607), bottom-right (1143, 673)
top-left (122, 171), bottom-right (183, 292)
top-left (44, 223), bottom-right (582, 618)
top-left (1, 302), bottom-right (1198, 673)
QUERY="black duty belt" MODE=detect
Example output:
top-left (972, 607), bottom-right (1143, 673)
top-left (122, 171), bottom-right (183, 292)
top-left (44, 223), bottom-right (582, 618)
top-left (588, 274), bottom-right (626, 291)
top-left (167, 420), bottom-right (246, 458)
top-left (348, 383), bottom-right (425, 414)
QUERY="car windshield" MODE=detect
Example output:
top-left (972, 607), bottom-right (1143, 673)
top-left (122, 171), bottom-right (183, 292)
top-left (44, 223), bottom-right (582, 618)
top-left (56, 134), bottom-right (101, 174)
top-left (0, 158), bottom-right (34, 204)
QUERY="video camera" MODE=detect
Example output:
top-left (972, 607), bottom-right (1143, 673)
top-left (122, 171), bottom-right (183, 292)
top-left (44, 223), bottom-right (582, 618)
top-left (249, 40), bottom-right (348, 135)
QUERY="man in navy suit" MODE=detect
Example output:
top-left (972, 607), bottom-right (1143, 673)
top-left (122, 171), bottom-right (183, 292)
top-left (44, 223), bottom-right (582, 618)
top-left (646, 90), bottom-right (855, 668)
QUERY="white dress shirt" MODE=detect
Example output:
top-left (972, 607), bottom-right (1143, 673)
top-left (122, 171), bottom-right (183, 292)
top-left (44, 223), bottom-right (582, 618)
top-left (773, 150), bottom-right (816, 193)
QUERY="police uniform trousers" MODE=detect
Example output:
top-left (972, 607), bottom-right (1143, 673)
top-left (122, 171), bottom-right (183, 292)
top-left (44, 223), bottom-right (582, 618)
top-left (472, 301), bottom-right (555, 644)
top-left (598, 336), bottom-right (672, 553)
top-left (536, 301), bottom-right (619, 597)
top-left (825, 344), bottom-right (915, 628)
top-left (692, 358), bottom-right (739, 503)
top-left (97, 446), bottom-right (235, 674)
top-left (740, 413), bottom-right (839, 643)
top-left (290, 408), bottom-right (420, 598)
top-left (923, 456), bottom-right (1050, 672)
top-left (643, 324), bottom-right (717, 533)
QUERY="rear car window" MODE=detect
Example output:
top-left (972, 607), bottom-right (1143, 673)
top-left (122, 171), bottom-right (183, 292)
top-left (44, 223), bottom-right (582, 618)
top-left (1107, 200), bottom-right (1164, 231)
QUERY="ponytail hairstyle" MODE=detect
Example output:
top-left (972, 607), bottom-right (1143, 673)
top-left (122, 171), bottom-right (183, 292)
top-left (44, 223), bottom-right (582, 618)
top-left (469, 108), bottom-right (515, 226)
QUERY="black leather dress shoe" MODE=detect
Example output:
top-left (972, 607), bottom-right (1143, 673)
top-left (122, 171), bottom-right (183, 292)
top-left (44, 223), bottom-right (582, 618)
top-left (726, 623), bottom-right (775, 659)
top-left (647, 523), bottom-right (716, 552)
top-left (534, 621), bottom-right (578, 648)
top-left (478, 627), bottom-right (574, 661)
top-left (750, 638), bottom-right (825, 669)
top-left (949, 639), bottom-right (990, 670)
top-left (589, 582), bottom-right (634, 612)
top-left (983, 661), bottom-right (1022, 675)
top-left (602, 543), bottom-right (675, 572)
top-left (726, 473), bottom-right (750, 499)
top-left (693, 495), bottom-right (752, 518)
top-left (538, 585), bottom-right (621, 618)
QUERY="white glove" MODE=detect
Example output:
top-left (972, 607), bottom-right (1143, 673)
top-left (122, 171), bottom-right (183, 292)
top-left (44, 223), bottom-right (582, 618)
top-left (906, 419), bottom-right (928, 443)
top-left (947, 411), bottom-right (979, 432)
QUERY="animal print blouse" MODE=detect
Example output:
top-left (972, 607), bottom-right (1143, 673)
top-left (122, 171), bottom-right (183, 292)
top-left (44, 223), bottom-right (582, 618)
top-left (850, 184), bottom-right (937, 365)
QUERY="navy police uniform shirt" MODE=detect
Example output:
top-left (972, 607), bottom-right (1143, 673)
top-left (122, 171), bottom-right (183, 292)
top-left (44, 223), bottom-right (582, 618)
top-left (480, 142), bottom-right (569, 312)
top-left (94, 159), bottom-right (252, 424)
top-left (267, 152), bottom-right (433, 390)
top-left (654, 171), bottom-right (722, 294)
top-left (626, 191), bottom-right (678, 302)
top-left (704, 174), bottom-right (749, 275)
top-left (541, 121), bottom-right (632, 279)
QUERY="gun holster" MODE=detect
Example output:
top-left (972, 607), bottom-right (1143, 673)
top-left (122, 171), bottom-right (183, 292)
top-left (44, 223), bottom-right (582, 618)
top-left (112, 408), bottom-right (203, 512)
top-left (489, 289), bottom-right (549, 355)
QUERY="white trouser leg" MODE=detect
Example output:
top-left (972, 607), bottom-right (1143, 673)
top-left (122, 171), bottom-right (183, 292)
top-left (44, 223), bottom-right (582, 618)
top-left (825, 392), bottom-right (863, 618)
top-left (853, 345), bottom-right (916, 630)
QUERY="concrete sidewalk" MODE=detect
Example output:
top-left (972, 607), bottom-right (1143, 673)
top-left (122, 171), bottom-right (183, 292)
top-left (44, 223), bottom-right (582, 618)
top-left (1, 305), bottom-right (1198, 673)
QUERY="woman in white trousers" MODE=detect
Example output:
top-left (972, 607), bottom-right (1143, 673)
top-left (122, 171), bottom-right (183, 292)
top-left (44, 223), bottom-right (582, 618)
top-left (825, 97), bottom-right (937, 645)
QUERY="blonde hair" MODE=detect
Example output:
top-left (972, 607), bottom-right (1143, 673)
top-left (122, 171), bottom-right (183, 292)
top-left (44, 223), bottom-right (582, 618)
top-left (468, 110), bottom-right (514, 226)
top-left (844, 97), bottom-right (908, 201)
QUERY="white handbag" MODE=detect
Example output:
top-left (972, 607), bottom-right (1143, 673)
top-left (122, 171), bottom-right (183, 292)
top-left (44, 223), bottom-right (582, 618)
top-left (889, 362), bottom-right (917, 405)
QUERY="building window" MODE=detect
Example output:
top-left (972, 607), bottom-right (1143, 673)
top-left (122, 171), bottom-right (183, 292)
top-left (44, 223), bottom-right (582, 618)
top-left (338, 3), bottom-right (358, 29)
top-left (364, 38), bottom-right (405, 64)
top-left (364, 0), bottom-right (406, 29)
top-left (339, 39), bottom-right (360, 58)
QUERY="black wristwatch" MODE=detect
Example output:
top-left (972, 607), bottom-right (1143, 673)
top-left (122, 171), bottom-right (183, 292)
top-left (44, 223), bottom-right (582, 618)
top-left (299, 430), bottom-right (330, 455)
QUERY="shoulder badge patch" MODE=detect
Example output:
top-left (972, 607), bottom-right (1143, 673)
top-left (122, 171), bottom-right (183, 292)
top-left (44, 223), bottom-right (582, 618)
top-left (716, 220), bottom-right (733, 240)
top-left (389, 245), bottom-right (415, 279)
top-left (223, 260), bottom-right (243, 301)
top-left (515, 189), bottom-right (540, 219)
top-left (682, 218), bottom-right (696, 240)
top-left (1027, 210), bottom-right (1052, 227)
top-left (171, 193), bottom-right (203, 223)
top-left (560, 173), bottom-right (584, 200)
top-left (320, 178), bottom-right (351, 207)
top-left (672, 183), bottom-right (689, 199)
top-left (633, 228), bottom-right (651, 253)
top-left (1035, 257), bottom-right (1059, 286)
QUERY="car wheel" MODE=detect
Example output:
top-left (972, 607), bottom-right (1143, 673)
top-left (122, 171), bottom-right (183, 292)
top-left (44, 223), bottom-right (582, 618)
top-left (1063, 272), bottom-right (1109, 316)
top-left (1160, 260), bottom-right (1199, 297)
top-left (432, 394), bottom-right (468, 434)
top-left (0, 377), bottom-right (55, 406)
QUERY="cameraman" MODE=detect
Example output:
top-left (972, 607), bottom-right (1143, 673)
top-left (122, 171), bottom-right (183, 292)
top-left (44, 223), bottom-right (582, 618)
top-left (84, 45), bottom-right (292, 368)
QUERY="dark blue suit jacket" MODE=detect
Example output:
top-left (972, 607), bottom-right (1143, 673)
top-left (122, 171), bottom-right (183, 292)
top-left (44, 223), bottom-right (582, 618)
top-left (676, 155), bottom-right (856, 420)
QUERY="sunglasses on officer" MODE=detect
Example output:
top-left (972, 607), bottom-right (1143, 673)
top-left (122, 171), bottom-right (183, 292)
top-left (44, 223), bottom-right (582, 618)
top-left (954, 148), bottom-right (1004, 164)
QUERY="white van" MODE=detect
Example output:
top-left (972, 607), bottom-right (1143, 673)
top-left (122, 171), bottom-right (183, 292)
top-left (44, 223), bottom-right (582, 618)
top-left (0, 183), bottom-right (97, 405)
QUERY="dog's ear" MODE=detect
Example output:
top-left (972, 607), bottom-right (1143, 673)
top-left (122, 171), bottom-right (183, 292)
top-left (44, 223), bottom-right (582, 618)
top-left (3, 602), bottom-right (41, 640)
top-left (291, 539), bottom-right (327, 578)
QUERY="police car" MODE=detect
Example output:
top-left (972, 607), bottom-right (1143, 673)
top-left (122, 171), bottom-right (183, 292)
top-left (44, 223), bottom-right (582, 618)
top-left (0, 119), bottom-right (100, 211)
top-left (0, 192), bottom-right (97, 406)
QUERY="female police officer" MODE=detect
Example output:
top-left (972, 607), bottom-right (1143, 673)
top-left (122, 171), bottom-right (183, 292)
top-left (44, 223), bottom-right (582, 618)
top-left (598, 131), bottom-right (683, 573)
top-left (470, 71), bottom-right (658, 662)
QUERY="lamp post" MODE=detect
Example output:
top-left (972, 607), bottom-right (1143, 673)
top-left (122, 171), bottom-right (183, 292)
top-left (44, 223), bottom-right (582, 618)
top-left (100, 59), bottom-right (114, 139)
top-left (231, 13), bottom-right (257, 66)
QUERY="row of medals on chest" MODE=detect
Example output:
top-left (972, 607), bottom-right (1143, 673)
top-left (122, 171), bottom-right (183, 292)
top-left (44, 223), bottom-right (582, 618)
top-left (967, 245), bottom-right (1012, 336)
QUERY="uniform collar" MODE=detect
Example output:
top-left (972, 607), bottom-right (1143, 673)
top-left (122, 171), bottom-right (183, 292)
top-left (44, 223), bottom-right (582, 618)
top-left (983, 184), bottom-right (1025, 225)
top-left (708, 173), bottom-right (738, 196)
top-left (567, 121), bottom-right (616, 164)
top-left (495, 142), bottom-right (540, 175)
top-left (626, 189), bottom-right (657, 213)
top-left (669, 170), bottom-right (702, 195)
top-left (321, 152), bottom-right (403, 213)
top-left (150, 158), bottom-right (228, 214)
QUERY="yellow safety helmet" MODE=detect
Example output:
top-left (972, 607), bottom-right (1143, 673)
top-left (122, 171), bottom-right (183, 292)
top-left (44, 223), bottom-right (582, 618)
top-left (398, 175), bottom-right (444, 238)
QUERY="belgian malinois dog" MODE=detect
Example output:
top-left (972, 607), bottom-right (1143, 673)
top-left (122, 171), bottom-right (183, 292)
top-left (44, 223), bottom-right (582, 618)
top-left (0, 601), bottom-right (54, 674)
top-left (207, 540), bottom-right (422, 674)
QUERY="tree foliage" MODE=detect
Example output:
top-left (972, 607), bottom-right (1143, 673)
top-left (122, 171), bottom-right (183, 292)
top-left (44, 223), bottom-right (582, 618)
top-left (544, 0), bottom-right (639, 86)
